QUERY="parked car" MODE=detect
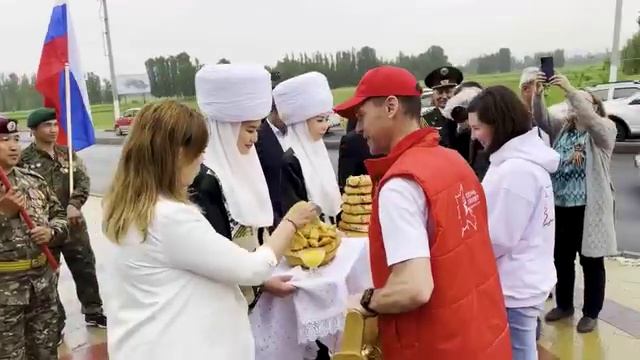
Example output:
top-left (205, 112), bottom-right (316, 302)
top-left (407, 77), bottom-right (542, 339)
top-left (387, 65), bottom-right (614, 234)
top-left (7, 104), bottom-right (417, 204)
top-left (548, 92), bottom-right (640, 142)
top-left (587, 80), bottom-right (640, 102)
top-left (114, 108), bottom-right (140, 136)
top-left (604, 93), bottom-right (640, 141)
top-left (421, 89), bottom-right (434, 116)
top-left (327, 113), bottom-right (341, 128)
top-left (635, 154), bottom-right (640, 179)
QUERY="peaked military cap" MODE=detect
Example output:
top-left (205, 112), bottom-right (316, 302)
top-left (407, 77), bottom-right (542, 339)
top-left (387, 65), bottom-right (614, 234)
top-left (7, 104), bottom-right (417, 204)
top-left (424, 66), bottom-right (464, 90)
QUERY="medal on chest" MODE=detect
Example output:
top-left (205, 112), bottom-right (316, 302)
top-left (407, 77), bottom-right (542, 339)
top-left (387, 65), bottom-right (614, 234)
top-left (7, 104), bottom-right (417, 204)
top-left (570, 143), bottom-right (585, 166)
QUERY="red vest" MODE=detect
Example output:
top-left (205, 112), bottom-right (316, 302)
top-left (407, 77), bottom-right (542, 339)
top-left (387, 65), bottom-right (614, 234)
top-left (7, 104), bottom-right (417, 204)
top-left (365, 128), bottom-right (511, 360)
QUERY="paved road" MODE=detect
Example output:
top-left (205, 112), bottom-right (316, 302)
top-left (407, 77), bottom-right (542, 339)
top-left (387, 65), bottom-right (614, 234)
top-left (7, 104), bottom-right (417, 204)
top-left (76, 145), bottom-right (640, 253)
top-left (610, 154), bottom-right (640, 255)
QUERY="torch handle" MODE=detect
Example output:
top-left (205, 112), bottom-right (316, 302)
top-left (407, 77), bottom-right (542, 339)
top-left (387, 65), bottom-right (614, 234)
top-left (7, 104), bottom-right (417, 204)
top-left (0, 170), bottom-right (59, 271)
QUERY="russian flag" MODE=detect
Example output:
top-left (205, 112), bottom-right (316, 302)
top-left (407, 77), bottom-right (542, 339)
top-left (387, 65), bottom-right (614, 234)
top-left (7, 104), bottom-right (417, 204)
top-left (36, 0), bottom-right (95, 151)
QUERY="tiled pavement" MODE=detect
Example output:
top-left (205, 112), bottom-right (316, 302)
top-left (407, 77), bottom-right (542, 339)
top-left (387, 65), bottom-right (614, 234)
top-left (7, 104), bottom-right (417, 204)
top-left (57, 197), bottom-right (640, 359)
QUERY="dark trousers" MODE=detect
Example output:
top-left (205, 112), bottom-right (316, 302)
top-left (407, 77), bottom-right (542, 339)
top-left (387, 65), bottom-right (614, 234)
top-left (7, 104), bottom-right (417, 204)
top-left (316, 341), bottom-right (330, 359)
top-left (554, 206), bottom-right (606, 318)
top-left (51, 221), bottom-right (104, 331)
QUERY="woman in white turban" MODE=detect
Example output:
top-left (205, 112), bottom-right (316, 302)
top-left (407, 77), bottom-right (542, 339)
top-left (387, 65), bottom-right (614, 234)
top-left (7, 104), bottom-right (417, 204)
top-left (273, 72), bottom-right (342, 224)
top-left (192, 64), bottom-right (317, 308)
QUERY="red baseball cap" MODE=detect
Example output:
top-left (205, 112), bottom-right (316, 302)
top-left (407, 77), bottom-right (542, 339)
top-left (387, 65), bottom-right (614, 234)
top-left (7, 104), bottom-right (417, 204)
top-left (334, 66), bottom-right (422, 119)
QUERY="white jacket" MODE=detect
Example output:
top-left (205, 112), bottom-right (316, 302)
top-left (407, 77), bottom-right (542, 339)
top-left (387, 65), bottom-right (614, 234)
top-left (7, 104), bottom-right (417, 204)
top-left (482, 129), bottom-right (560, 308)
top-left (106, 198), bottom-right (277, 360)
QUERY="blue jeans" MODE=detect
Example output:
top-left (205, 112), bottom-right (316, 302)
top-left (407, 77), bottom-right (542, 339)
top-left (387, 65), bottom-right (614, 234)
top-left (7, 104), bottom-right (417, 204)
top-left (507, 306), bottom-right (541, 360)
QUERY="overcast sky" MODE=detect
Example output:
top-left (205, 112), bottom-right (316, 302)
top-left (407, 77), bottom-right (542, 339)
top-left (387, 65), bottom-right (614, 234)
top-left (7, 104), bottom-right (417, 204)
top-left (1, 0), bottom-right (639, 78)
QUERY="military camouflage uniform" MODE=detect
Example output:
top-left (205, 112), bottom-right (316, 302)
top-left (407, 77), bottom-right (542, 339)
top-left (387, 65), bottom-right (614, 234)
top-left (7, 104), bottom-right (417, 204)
top-left (19, 143), bottom-right (104, 331)
top-left (0, 167), bottom-right (67, 359)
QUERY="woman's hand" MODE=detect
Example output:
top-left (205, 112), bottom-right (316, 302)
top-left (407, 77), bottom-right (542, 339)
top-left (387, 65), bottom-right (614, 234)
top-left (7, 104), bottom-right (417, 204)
top-left (549, 74), bottom-right (577, 94)
top-left (263, 275), bottom-right (296, 297)
top-left (534, 72), bottom-right (547, 95)
top-left (284, 201), bottom-right (319, 229)
top-left (266, 201), bottom-right (320, 259)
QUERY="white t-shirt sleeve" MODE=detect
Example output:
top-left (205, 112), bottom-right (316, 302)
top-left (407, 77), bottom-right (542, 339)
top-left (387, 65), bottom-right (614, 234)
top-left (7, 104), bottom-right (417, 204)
top-left (378, 177), bottom-right (430, 266)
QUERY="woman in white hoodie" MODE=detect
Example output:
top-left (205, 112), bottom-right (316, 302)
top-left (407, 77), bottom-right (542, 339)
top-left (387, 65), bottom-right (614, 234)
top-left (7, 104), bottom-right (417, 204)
top-left (468, 86), bottom-right (560, 360)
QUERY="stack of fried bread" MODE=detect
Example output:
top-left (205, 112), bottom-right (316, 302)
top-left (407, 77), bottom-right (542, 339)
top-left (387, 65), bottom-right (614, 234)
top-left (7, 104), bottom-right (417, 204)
top-left (339, 175), bottom-right (372, 237)
top-left (284, 218), bottom-right (342, 269)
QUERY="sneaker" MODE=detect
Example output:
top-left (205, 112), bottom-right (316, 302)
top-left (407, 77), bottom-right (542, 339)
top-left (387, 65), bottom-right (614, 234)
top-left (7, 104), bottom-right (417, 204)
top-left (85, 313), bottom-right (107, 328)
top-left (544, 307), bottom-right (575, 322)
top-left (577, 316), bottom-right (598, 333)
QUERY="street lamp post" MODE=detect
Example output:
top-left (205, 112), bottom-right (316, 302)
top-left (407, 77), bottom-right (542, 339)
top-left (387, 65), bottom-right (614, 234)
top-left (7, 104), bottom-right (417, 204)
top-left (609, 0), bottom-right (624, 82)
top-left (100, 0), bottom-right (120, 121)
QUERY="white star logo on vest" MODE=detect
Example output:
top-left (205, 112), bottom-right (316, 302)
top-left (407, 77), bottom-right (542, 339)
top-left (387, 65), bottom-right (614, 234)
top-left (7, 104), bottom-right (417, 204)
top-left (455, 184), bottom-right (479, 237)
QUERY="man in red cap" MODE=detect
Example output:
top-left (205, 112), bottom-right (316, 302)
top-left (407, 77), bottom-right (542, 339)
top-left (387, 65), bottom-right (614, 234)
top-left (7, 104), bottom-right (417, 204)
top-left (335, 66), bottom-right (511, 360)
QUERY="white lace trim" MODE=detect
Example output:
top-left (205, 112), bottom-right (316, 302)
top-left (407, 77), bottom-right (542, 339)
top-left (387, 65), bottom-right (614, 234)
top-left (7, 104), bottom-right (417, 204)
top-left (297, 314), bottom-right (345, 344)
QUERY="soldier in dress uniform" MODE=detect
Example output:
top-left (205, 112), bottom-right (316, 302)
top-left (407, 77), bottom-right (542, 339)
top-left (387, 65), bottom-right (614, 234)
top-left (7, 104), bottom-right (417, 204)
top-left (0, 114), bottom-right (67, 359)
top-left (422, 66), bottom-right (464, 147)
top-left (19, 108), bottom-right (106, 341)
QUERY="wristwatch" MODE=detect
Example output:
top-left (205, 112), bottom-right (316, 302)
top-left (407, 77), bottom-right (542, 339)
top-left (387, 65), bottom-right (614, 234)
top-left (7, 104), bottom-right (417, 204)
top-left (360, 288), bottom-right (378, 315)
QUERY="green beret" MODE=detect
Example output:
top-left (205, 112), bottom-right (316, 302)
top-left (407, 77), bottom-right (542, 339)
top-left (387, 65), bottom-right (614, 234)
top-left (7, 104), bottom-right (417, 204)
top-left (27, 108), bottom-right (57, 129)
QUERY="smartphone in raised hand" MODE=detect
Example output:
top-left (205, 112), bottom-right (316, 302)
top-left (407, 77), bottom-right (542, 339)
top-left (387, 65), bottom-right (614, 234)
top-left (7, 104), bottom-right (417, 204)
top-left (540, 56), bottom-right (555, 82)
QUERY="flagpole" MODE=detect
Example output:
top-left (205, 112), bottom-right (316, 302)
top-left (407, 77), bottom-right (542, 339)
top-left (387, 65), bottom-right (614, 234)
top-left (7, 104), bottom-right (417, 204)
top-left (64, 63), bottom-right (74, 195)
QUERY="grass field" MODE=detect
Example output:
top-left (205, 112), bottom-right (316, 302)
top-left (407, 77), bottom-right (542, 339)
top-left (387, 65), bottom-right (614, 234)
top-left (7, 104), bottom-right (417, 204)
top-left (4, 64), bottom-right (638, 131)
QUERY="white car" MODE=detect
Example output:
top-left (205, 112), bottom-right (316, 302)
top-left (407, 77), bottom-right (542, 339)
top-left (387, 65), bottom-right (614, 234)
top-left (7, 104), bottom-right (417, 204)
top-left (327, 113), bottom-right (341, 128)
top-left (604, 93), bottom-right (640, 141)
top-left (548, 93), bottom-right (640, 142)
top-left (588, 81), bottom-right (640, 102)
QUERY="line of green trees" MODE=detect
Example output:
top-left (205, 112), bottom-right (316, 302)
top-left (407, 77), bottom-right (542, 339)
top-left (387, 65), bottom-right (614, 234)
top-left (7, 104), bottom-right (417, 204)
top-left (621, 16), bottom-right (640, 75)
top-left (4, 27), bottom-right (639, 114)
top-left (85, 72), bottom-right (114, 104)
top-left (144, 52), bottom-right (201, 98)
top-left (139, 46), bottom-right (449, 95)
top-left (0, 73), bottom-right (41, 112)
top-left (464, 48), bottom-right (566, 74)
top-left (271, 45), bottom-right (450, 88)
top-left (0, 72), bottom-right (113, 113)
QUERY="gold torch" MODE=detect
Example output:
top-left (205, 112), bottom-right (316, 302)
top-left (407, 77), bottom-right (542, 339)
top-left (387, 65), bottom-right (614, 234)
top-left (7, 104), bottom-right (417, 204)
top-left (333, 310), bottom-right (382, 360)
